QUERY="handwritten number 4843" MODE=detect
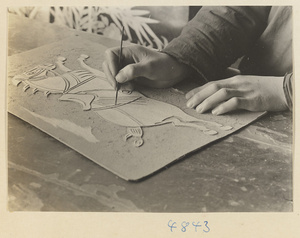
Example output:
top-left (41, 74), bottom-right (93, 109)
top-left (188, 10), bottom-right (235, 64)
top-left (168, 220), bottom-right (210, 233)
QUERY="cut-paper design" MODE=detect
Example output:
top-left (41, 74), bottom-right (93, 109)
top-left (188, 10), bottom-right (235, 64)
top-left (8, 38), bottom-right (266, 180)
top-left (12, 54), bottom-right (233, 147)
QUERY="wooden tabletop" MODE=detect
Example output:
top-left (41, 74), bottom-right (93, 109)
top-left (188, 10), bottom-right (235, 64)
top-left (7, 13), bottom-right (293, 212)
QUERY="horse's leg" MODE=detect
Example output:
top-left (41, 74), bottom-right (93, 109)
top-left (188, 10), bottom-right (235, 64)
top-left (124, 127), bottom-right (144, 147)
top-left (59, 93), bottom-right (95, 111)
top-left (159, 117), bottom-right (219, 135)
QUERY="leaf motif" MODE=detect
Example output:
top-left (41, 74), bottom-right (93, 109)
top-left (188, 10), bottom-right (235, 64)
top-left (94, 7), bottom-right (103, 15)
top-left (128, 10), bottom-right (150, 16)
top-left (49, 8), bottom-right (56, 17)
top-left (131, 21), bottom-right (144, 44)
top-left (161, 36), bottom-right (169, 46)
top-left (97, 21), bottom-right (106, 29)
top-left (71, 7), bottom-right (81, 29)
top-left (153, 38), bottom-right (164, 50)
top-left (63, 8), bottom-right (73, 28)
top-left (109, 13), bottom-right (122, 30)
top-left (24, 6), bottom-right (167, 48)
top-left (123, 23), bottom-right (132, 41)
top-left (100, 15), bottom-right (109, 26)
top-left (54, 9), bottom-right (65, 25)
top-left (81, 7), bottom-right (89, 16)
top-left (134, 16), bottom-right (160, 24)
top-left (28, 7), bottom-right (39, 19)
top-left (80, 15), bottom-right (89, 25)
top-left (141, 23), bottom-right (163, 47)
top-left (137, 23), bottom-right (153, 47)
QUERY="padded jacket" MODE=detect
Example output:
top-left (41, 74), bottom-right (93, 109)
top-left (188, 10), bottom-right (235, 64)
top-left (163, 6), bottom-right (293, 109)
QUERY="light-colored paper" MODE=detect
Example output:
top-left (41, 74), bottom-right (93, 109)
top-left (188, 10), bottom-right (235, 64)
top-left (7, 37), bottom-right (265, 180)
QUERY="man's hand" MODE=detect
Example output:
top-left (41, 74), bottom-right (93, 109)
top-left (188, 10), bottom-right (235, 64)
top-left (102, 45), bottom-right (194, 89)
top-left (186, 75), bottom-right (289, 115)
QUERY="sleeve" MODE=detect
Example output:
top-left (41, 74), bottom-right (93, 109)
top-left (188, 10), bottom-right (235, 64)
top-left (283, 73), bottom-right (293, 111)
top-left (162, 6), bottom-right (271, 82)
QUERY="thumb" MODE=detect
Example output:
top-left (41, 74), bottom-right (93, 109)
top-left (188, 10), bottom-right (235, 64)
top-left (115, 62), bottom-right (149, 83)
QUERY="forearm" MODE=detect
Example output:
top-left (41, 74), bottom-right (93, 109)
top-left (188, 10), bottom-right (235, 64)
top-left (163, 6), bottom-right (271, 81)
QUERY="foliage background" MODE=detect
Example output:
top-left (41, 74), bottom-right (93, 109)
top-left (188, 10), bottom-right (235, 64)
top-left (8, 6), bottom-right (190, 49)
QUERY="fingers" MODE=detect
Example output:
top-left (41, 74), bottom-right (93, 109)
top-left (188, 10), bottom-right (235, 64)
top-left (116, 61), bottom-right (150, 83)
top-left (120, 82), bottom-right (135, 92)
top-left (186, 82), bottom-right (226, 108)
top-left (104, 45), bottom-right (154, 86)
top-left (212, 97), bottom-right (248, 115)
top-left (185, 85), bottom-right (206, 100)
top-left (104, 44), bottom-right (194, 89)
top-left (188, 88), bottom-right (248, 115)
top-left (185, 79), bottom-right (250, 115)
top-left (104, 47), bottom-right (121, 76)
top-left (185, 76), bottom-right (254, 115)
top-left (103, 47), bottom-right (121, 89)
top-left (194, 88), bottom-right (240, 113)
top-left (102, 60), bottom-right (117, 89)
top-left (186, 85), bottom-right (252, 115)
top-left (185, 76), bottom-right (240, 100)
top-left (103, 46), bottom-right (140, 86)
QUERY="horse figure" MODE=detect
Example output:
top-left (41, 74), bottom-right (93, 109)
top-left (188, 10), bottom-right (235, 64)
top-left (12, 55), bottom-right (232, 147)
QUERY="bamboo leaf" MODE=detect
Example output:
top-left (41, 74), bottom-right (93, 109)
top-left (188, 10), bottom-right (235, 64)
top-left (71, 8), bottom-right (80, 21)
top-left (93, 6), bottom-right (102, 15)
top-left (52, 7), bottom-right (66, 26)
top-left (153, 38), bottom-right (164, 49)
top-left (71, 7), bottom-right (81, 29)
top-left (141, 23), bottom-right (163, 46)
top-left (161, 36), bottom-right (169, 46)
top-left (128, 10), bottom-right (150, 16)
top-left (48, 6), bottom-right (166, 48)
top-left (131, 21), bottom-right (144, 45)
top-left (123, 22), bottom-right (133, 41)
top-left (100, 15), bottom-right (109, 26)
top-left (64, 8), bottom-right (73, 28)
top-left (28, 7), bottom-right (39, 19)
top-left (49, 8), bottom-right (57, 19)
top-left (13, 7), bottom-right (24, 17)
top-left (135, 22), bottom-right (153, 47)
top-left (134, 16), bottom-right (160, 24)
top-left (88, 7), bottom-right (93, 33)
top-left (80, 15), bottom-right (89, 25)
top-left (109, 13), bottom-right (122, 29)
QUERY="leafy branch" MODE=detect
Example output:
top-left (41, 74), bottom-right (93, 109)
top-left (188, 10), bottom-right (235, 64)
top-left (49, 6), bottom-right (168, 49)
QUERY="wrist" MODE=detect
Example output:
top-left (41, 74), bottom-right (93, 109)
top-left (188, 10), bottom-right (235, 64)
top-left (271, 75), bottom-right (290, 111)
top-left (283, 73), bottom-right (293, 111)
top-left (159, 51), bottom-right (198, 82)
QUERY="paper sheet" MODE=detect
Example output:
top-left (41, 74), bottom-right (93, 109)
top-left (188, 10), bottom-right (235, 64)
top-left (7, 37), bottom-right (265, 180)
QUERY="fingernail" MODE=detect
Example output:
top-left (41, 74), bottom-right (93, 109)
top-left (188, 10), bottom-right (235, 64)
top-left (196, 105), bottom-right (204, 113)
top-left (186, 101), bottom-right (193, 108)
top-left (212, 108), bottom-right (220, 115)
top-left (115, 74), bottom-right (121, 83)
top-left (116, 72), bottom-right (126, 83)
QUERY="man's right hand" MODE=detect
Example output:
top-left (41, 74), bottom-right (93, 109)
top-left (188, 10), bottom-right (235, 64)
top-left (102, 45), bottom-right (194, 89)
